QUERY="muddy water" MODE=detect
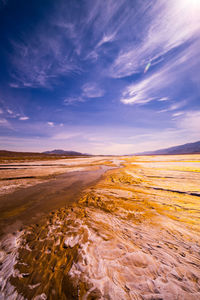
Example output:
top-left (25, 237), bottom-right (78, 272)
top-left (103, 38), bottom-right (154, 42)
top-left (0, 166), bottom-right (111, 237)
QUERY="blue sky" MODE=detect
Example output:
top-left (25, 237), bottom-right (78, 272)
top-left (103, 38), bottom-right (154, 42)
top-left (0, 0), bottom-right (200, 154)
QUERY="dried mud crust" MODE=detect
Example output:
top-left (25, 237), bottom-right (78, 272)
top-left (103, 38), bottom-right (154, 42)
top-left (1, 155), bottom-right (200, 299)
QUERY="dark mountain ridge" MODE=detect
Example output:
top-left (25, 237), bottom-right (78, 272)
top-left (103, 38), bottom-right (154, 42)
top-left (137, 140), bottom-right (200, 155)
top-left (43, 149), bottom-right (90, 156)
top-left (0, 149), bottom-right (90, 159)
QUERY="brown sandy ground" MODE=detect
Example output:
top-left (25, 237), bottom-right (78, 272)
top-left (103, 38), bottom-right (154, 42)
top-left (0, 155), bottom-right (200, 299)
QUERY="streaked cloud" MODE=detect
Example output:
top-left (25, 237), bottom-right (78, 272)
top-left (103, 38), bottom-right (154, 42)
top-left (158, 97), bottom-right (169, 102)
top-left (19, 116), bottom-right (29, 121)
top-left (64, 83), bottom-right (104, 106)
top-left (120, 68), bottom-right (170, 105)
top-left (110, 0), bottom-right (200, 78)
top-left (120, 37), bottom-right (199, 106)
top-left (82, 83), bottom-right (104, 98)
top-left (172, 112), bottom-right (184, 117)
top-left (96, 33), bottom-right (116, 48)
top-left (9, 83), bottom-right (20, 88)
top-left (9, 29), bottom-right (81, 88)
top-left (7, 109), bottom-right (14, 115)
top-left (63, 97), bottom-right (83, 106)
top-left (158, 101), bottom-right (186, 114)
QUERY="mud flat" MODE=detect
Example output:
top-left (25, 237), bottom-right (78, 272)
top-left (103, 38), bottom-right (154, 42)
top-left (0, 156), bottom-right (114, 196)
top-left (0, 155), bottom-right (200, 299)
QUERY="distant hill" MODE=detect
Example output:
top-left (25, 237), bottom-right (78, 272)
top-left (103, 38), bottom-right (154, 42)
top-left (43, 149), bottom-right (90, 156)
top-left (0, 150), bottom-right (46, 157)
top-left (137, 140), bottom-right (200, 155)
top-left (0, 149), bottom-right (91, 162)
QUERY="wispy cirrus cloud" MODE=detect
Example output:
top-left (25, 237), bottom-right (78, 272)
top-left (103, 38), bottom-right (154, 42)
top-left (82, 83), bottom-right (104, 98)
top-left (172, 112), bottom-right (184, 118)
top-left (8, 0), bottom-right (128, 89)
top-left (83, 0), bottom-right (126, 42)
top-left (158, 102), bottom-right (186, 114)
top-left (120, 36), bottom-right (200, 107)
top-left (63, 97), bottom-right (84, 106)
top-left (96, 33), bottom-right (116, 49)
top-left (120, 66), bottom-right (171, 105)
top-left (63, 82), bottom-right (104, 105)
top-left (9, 26), bottom-right (81, 88)
top-left (110, 0), bottom-right (200, 78)
top-left (158, 97), bottom-right (169, 102)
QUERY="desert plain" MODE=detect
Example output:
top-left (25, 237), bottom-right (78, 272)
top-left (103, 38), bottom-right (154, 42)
top-left (0, 154), bottom-right (200, 299)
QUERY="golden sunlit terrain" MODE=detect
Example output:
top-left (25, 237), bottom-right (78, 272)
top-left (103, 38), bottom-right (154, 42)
top-left (0, 155), bottom-right (200, 299)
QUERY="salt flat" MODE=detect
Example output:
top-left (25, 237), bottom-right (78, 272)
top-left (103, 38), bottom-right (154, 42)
top-left (0, 155), bottom-right (200, 299)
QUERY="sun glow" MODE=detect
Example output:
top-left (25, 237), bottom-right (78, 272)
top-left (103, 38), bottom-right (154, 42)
top-left (178, 0), bottom-right (200, 19)
top-left (170, 0), bottom-right (200, 42)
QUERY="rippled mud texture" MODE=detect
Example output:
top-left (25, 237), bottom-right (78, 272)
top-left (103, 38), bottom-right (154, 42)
top-left (1, 155), bottom-right (200, 299)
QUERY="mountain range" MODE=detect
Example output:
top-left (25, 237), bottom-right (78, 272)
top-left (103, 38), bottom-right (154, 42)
top-left (137, 140), bottom-right (200, 155)
top-left (43, 149), bottom-right (90, 156)
top-left (1, 140), bottom-right (200, 158)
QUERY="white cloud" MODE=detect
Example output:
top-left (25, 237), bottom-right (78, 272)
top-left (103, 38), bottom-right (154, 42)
top-left (10, 25), bottom-right (81, 88)
top-left (120, 68), bottom-right (170, 105)
top-left (47, 122), bottom-right (54, 127)
top-left (85, 50), bottom-right (99, 62)
top-left (0, 108), bottom-right (3, 114)
top-left (64, 83), bottom-right (104, 106)
top-left (119, 37), bottom-right (199, 106)
top-left (9, 83), bottom-right (19, 88)
top-left (158, 97), bottom-right (169, 102)
top-left (63, 97), bottom-right (83, 105)
top-left (172, 112), bottom-right (184, 117)
top-left (110, 0), bottom-right (200, 78)
top-left (97, 33), bottom-right (116, 48)
top-left (19, 116), bottom-right (29, 121)
top-left (82, 83), bottom-right (104, 98)
top-left (6, 109), bottom-right (20, 118)
top-left (158, 101), bottom-right (186, 113)
top-left (23, 82), bottom-right (33, 87)
top-left (7, 109), bottom-right (14, 115)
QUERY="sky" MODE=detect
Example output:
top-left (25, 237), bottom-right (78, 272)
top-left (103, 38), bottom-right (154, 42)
top-left (0, 0), bottom-right (200, 155)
